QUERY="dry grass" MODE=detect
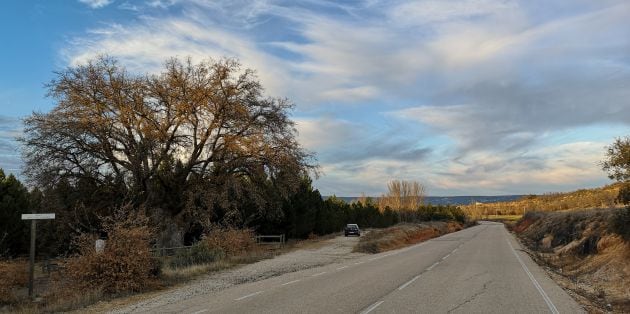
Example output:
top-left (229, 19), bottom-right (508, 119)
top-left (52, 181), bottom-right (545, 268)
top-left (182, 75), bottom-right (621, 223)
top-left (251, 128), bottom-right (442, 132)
top-left (355, 222), bottom-right (463, 254)
top-left (0, 259), bottom-right (28, 305)
top-left (204, 227), bottom-right (256, 256)
top-left (462, 183), bottom-right (622, 219)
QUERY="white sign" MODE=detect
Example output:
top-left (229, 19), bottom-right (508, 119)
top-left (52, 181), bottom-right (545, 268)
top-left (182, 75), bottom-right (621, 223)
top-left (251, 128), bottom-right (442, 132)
top-left (21, 213), bottom-right (55, 220)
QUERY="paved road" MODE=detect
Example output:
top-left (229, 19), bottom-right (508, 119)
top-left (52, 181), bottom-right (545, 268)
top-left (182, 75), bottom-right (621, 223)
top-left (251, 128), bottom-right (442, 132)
top-left (142, 222), bottom-right (583, 313)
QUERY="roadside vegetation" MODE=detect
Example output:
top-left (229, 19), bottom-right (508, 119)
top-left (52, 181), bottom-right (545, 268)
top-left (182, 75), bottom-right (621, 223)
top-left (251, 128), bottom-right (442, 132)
top-left (355, 221), bottom-right (465, 254)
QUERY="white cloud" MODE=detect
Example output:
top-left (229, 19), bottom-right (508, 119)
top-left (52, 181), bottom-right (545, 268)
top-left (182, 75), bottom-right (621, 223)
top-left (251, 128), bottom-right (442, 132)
top-left (388, 0), bottom-right (519, 25)
top-left (63, 18), bottom-right (293, 98)
top-left (78, 0), bottom-right (114, 9)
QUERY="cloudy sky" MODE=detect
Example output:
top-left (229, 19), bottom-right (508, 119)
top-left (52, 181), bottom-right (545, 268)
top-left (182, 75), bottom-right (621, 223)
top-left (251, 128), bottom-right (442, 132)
top-left (1, 0), bottom-right (629, 196)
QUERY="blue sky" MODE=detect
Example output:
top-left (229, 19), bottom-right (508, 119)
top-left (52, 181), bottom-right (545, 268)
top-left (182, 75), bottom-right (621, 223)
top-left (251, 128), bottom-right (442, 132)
top-left (1, 0), bottom-right (629, 196)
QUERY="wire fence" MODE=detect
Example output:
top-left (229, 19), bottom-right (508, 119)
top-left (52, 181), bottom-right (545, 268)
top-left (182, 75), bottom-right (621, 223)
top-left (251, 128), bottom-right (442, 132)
top-left (150, 234), bottom-right (286, 258)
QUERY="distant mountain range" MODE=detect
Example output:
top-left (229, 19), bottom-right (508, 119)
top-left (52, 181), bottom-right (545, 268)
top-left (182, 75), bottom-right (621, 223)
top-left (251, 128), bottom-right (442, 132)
top-left (325, 195), bottom-right (524, 206)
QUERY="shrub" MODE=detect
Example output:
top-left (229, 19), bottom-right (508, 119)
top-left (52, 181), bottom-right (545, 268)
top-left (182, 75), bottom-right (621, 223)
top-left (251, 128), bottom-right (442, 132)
top-left (63, 208), bottom-right (159, 294)
top-left (204, 226), bottom-right (256, 256)
top-left (0, 259), bottom-right (28, 304)
top-left (611, 206), bottom-right (630, 241)
top-left (168, 242), bottom-right (225, 269)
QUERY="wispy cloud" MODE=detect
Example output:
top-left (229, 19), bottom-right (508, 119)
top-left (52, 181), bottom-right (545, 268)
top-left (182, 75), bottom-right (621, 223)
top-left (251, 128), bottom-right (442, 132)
top-left (78, 0), bottom-right (114, 9)
top-left (0, 116), bottom-right (23, 175)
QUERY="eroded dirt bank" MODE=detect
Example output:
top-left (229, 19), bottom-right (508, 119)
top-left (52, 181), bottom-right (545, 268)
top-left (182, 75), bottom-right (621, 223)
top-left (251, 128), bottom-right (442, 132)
top-left (512, 209), bottom-right (630, 313)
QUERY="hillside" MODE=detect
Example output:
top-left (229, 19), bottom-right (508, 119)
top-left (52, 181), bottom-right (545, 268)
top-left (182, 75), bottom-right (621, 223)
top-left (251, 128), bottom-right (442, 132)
top-left (462, 183), bottom-right (623, 219)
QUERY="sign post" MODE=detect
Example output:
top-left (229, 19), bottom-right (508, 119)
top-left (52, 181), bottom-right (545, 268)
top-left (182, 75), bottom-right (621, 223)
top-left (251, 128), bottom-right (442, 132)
top-left (21, 213), bottom-right (55, 299)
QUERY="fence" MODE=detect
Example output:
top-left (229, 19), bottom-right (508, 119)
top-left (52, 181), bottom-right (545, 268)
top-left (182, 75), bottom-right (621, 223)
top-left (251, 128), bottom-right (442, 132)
top-left (150, 245), bottom-right (194, 257)
top-left (255, 234), bottom-right (285, 247)
top-left (151, 234), bottom-right (286, 257)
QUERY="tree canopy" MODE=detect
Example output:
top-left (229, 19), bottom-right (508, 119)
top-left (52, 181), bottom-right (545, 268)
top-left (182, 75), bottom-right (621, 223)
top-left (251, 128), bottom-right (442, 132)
top-left (21, 56), bottom-right (315, 224)
top-left (602, 136), bottom-right (630, 182)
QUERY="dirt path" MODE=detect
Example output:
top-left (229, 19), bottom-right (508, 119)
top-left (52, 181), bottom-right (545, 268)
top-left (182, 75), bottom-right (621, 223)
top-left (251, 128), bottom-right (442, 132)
top-left (98, 234), bottom-right (366, 313)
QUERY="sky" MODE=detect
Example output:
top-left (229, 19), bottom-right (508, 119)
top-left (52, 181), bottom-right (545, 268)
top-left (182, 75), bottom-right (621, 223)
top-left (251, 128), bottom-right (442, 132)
top-left (0, 0), bottom-right (629, 196)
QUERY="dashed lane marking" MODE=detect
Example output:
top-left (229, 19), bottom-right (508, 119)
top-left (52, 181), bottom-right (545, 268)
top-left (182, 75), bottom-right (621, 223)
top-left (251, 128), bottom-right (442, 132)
top-left (281, 279), bottom-right (301, 286)
top-left (234, 291), bottom-right (263, 301)
top-left (398, 275), bottom-right (421, 290)
top-left (427, 261), bottom-right (440, 271)
top-left (337, 266), bottom-right (348, 270)
top-left (312, 271), bottom-right (327, 277)
top-left (360, 301), bottom-right (384, 314)
top-left (442, 253), bottom-right (451, 260)
top-left (190, 309), bottom-right (208, 314)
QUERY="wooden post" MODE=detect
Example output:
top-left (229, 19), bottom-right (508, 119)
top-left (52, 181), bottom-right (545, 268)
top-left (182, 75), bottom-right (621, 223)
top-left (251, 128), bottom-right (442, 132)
top-left (21, 213), bottom-right (55, 300)
top-left (28, 220), bottom-right (36, 298)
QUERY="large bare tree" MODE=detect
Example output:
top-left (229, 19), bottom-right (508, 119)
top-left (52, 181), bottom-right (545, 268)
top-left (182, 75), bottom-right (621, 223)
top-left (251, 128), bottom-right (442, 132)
top-left (21, 56), bottom-right (314, 220)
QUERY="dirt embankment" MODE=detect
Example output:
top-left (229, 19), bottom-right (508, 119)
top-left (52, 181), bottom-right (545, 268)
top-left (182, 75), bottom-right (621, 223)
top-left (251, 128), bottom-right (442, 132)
top-left (354, 221), bottom-right (464, 254)
top-left (512, 209), bottom-right (630, 313)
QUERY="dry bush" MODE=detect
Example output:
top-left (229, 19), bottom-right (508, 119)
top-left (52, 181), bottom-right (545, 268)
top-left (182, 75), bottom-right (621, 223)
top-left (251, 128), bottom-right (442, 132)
top-left (0, 259), bottom-right (28, 304)
top-left (63, 208), bottom-right (159, 294)
top-left (355, 222), bottom-right (462, 254)
top-left (204, 226), bottom-right (256, 256)
top-left (168, 242), bottom-right (225, 269)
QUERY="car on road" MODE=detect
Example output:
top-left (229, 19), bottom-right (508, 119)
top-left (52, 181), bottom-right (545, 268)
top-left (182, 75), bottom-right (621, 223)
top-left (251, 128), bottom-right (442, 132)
top-left (344, 224), bottom-right (360, 237)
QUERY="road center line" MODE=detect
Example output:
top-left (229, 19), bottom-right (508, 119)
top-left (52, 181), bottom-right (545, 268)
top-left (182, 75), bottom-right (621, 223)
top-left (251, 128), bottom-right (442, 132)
top-left (427, 261), bottom-right (440, 271)
top-left (281, 279), bottom-right (301, 286)
top-left (360, 300), bottom-right (384, 314)
top-left (312, 271), bottom-right (327, 277)
top-left (337, 266), bottom-right (348, 270)
top-left (442, 253), bottom-right (451, 260)
top-left (398, 275), bottom-right (421, 290)
top-left (452, 248), bottom-right (458, 253)
top-left (234, 290), bottom-right (263, 301)
top-left (190, 309), bottom-right (208, 314)
top-left (506, 238), bottom-right (560, 314)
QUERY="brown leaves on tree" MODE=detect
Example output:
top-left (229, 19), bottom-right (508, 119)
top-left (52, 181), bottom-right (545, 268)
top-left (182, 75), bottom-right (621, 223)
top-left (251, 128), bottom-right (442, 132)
top-left (21, 56), bottom-right (315, 220)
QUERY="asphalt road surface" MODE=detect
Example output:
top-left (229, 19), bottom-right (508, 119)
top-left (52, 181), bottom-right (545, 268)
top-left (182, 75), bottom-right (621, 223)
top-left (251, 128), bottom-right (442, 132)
top-left (139, 222), bottom-right (583, 313)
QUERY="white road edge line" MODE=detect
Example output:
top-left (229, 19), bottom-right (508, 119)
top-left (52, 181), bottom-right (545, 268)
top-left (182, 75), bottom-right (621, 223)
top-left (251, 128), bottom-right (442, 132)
top-left (234, 290), bottom-right (263, 301)
top-left (281, 279), bottom-right (301, 286)
top-left (506, 238), bottom-right (560, 314)
top-left (398, 275), bottom-right (421, 290)
top-left (369, 256), bottom-right (382, 261)
top-left (190, 309), bottom-right (208, 314)
top-left (427, 261), bottom-right (440, 271)
top-left (361, 300), bottom-right (384, 314)
top-left (337, 266), bottom-right (348, 270)
top-left (312, 271), bottom-right (327, 277)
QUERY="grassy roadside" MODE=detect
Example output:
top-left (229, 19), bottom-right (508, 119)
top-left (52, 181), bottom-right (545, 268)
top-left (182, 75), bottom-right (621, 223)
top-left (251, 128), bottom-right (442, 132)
top-left (354, 221), bottom-right (468, 254)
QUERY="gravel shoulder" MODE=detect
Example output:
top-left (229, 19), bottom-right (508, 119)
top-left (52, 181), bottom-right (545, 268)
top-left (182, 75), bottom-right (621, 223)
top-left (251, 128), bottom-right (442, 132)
top-left (89, 234), bottom-right (366, 313)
